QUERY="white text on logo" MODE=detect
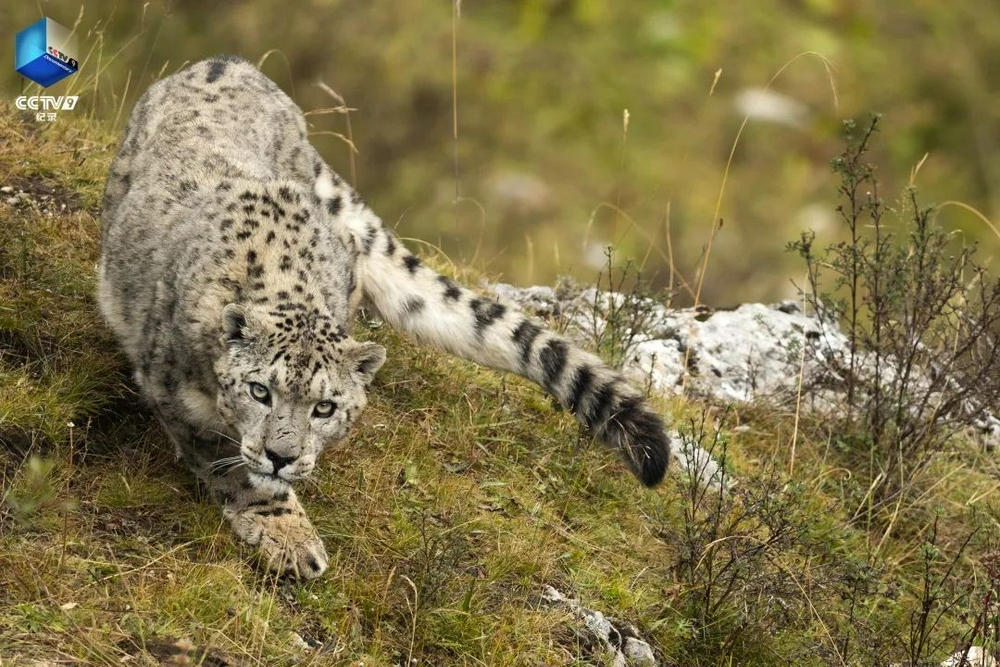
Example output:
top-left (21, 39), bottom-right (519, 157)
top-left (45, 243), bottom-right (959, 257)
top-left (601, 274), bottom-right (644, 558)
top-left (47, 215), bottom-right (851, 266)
top-left (15, 95), bottom-right (79, 111)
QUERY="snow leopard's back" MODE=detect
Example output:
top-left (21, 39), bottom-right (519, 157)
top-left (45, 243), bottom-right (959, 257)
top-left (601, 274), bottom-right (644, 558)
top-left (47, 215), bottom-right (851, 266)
top-left (102, 55), bottom-right (315, 236)
top-left (98, 56), bottom-right (352, 378)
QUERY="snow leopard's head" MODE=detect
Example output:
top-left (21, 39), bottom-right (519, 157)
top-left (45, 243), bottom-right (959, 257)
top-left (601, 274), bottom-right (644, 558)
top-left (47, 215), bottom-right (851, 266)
top-left (213, 303), bottom-right (385, 489)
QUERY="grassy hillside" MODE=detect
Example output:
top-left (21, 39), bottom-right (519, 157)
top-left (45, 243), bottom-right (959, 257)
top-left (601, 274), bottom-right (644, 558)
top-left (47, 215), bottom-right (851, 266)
top-left (1, 106), bottom-right (998, 665)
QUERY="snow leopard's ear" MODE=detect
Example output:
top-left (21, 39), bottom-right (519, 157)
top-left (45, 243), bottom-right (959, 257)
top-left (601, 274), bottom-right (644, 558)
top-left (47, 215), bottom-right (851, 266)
top-left (345, 340), bottom-right (386, 386)
top-left (222, 303), bottom-right (249, 347)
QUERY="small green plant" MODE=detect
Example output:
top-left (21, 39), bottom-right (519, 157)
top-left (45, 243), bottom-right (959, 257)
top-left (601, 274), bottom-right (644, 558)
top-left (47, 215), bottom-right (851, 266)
top-left (789, 114), bottom-right (1000, 518)
top-left (906, 517), bottom-right (978, 665)
top-left (2, 455), bottom-right (71, 528)
top-left (661, 409), bottom-right (816, 664)
top-left (583, 246), bottom-right (664, 370)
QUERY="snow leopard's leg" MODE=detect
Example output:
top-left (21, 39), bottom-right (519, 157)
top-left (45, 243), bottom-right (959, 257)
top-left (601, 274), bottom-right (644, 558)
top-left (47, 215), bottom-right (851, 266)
top-left (163, 420), bottom-right (328, 579)
top-left (313, 172), bottom-right (669, 487)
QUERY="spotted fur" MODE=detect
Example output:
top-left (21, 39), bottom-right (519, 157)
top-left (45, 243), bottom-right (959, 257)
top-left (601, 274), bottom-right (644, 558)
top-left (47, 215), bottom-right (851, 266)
top-left (98, 56), bottom-right (670, 580)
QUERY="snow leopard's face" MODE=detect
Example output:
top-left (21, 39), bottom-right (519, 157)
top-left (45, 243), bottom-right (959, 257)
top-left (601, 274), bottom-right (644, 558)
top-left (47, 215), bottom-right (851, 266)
top-left (214, 303), bottom-right (385, 489)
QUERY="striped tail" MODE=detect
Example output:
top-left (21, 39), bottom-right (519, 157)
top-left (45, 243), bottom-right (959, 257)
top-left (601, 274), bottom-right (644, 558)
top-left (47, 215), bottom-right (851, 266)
top-left (315, 175), bottom-right (669, 486)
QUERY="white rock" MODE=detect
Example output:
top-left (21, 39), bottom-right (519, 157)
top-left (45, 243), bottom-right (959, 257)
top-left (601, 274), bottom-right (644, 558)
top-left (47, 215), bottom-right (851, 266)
top-left (541, 585), bottom-right (568, 604)
top-left (672, 432), bottom-right (730, 490)
top-left (940, 646), bottom-right (996, 667)
top-left (632, 338), bottom-right (685, 391)
top-left (583, 609), bottom-right (614, 642)
top-left (541, 586), bottom-right (658, 666)
top-left (624, 637), bottom-right (656, 666)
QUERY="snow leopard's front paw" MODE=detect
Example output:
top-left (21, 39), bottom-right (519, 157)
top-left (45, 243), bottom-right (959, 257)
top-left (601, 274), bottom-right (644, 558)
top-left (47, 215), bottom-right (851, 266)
top-left (224, 501), bottom-right (329, 579)
top-left (260, 519), bottom-right (328, 579)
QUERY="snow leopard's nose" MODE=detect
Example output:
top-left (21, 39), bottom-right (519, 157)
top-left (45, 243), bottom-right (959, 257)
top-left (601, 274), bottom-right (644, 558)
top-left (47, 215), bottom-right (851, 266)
top-left (264, 447), bottom-right (296, 474)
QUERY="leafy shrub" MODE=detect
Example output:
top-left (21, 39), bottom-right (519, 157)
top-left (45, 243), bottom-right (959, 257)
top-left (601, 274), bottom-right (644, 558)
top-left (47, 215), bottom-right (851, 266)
top-left (789, 115), bottom-right (1000, 518)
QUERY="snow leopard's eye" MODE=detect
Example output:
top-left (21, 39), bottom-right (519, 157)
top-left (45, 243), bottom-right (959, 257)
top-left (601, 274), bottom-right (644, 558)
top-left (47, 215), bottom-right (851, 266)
top-left (248, 382), bottom-right (271, 405)
top-left (312, 401), bottom-right (336, 418)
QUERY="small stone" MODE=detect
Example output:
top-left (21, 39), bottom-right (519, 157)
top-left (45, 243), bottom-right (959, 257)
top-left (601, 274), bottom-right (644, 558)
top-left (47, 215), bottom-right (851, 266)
top-left (542, 586), bottom-right (658, 666)
top-left (541, 585), bottom-right (567, 603)
top-left (0, 186), bottom-right (12, 193)
top-left (582, 609), bottom-right (613, 642)
top-left (624, 637), bottom-right (656, 666)
top-left (5, 197), bottom-right (17, 206)
top-left (289, 632), bottom-right (310, 651)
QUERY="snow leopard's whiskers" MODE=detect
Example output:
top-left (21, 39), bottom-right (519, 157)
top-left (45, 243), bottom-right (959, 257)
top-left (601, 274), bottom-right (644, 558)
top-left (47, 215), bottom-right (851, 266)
top-left (208, 454), bottom-right (243, 467)
top-left (208, 455), bottom-right (245, 475)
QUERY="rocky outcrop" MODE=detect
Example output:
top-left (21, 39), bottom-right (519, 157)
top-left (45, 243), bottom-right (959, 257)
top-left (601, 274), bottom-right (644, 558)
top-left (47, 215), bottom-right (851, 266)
top-left (490, 284), bottom-right (1000, 455)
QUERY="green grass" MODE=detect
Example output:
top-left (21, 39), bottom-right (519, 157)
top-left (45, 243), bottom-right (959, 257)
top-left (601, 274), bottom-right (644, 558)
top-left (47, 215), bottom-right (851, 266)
top-left (1, 105), bottom-right (999, 666)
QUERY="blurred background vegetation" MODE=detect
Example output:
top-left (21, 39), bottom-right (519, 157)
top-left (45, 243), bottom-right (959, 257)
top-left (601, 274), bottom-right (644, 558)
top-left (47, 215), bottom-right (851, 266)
top-left (3, 0), bottom-right (999, 304)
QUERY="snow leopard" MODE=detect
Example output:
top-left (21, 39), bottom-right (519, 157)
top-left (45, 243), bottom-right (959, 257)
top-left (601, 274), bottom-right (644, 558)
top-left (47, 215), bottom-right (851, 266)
top-left (98, 55), bottom-right (670, 579)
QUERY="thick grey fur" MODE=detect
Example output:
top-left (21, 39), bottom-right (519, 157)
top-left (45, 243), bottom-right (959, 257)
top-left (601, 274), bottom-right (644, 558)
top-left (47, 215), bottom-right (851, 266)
top-left (99, 56), bottom-right (670, 579)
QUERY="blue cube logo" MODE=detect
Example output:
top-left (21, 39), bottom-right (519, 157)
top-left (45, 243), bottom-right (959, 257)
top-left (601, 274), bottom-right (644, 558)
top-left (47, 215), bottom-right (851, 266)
top-left (15, 17), bottom-right (79, 88)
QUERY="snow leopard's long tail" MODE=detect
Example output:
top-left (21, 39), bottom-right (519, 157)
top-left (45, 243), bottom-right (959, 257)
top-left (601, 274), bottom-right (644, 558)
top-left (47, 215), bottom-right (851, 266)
top-left (315, 175), bottom-right (669, 486)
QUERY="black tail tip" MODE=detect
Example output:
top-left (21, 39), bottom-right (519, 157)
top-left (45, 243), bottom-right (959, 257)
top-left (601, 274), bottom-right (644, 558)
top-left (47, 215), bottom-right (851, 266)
top-left (632, 428), bottom-right (670, 487)
top-left (599, 397), bottom-right (670, 487)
